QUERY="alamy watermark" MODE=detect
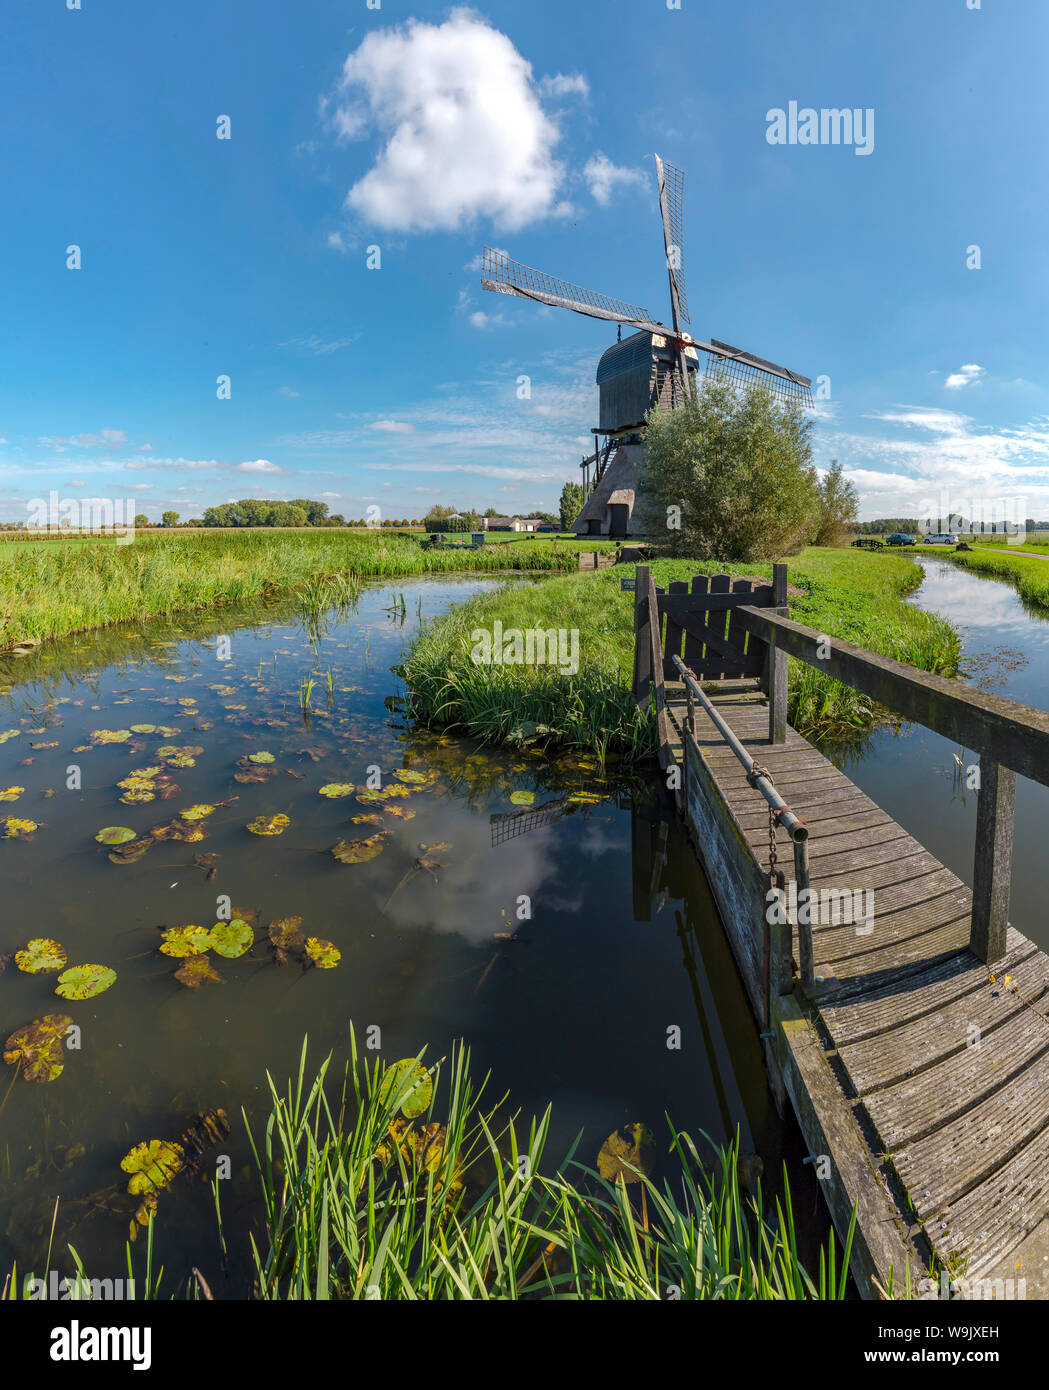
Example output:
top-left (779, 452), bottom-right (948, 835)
top-left (26, 491), bottom-right (136, 544)
top-left (766, 880), bottom-right (875, 935)
top-left (766, 102), bottom-right (875, 156)
top-left (916, 490), bottom-right (1028, 544)
top-left (470, 621), bottom-right (580, 676)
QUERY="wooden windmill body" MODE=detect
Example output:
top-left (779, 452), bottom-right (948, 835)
top-left (480, 156), bottom-right (812, 538)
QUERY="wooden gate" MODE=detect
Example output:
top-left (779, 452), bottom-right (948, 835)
top-left (632, 564), bottom-right (786, 695)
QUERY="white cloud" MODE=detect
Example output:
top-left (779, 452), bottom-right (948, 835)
top-left (42, 428), bottom-right (127, 451)
top-left (469, 310), bottom-right (506, 329)
top-left (945, 363), bottom-right (985, 391)
top-left (236, 460), bottom-right (283, 474)
top-left (279, 334), bottom-right (356, 355)
top-left (369, 420), bottom-right (414, 434)
top-left (327, 231), bottom-right (348, 253)
top-left (464, 247), bottom-right (508, 273)
top-left (538, 73), bottom-right (589, 100)
top-left (866, 406), bottom-right (973, 434)
top-left (583, 153), bottom-right (646, 206)
top-left (278, 386), bottom-right (301, 399)
top-left (332, 11), bottom-right (564, 232)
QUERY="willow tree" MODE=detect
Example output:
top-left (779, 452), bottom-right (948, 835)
top-left (643, 375), bottom-right (818, 561)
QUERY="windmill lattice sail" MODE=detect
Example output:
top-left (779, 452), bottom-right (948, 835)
top-left (482, 247), bottom-right (652, 327)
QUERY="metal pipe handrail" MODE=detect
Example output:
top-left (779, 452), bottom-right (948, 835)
top-left (672, 655), bottom-right (808, 843)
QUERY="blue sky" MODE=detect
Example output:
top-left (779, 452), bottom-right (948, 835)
top-left (3, 0), bottom-right (1048, 523)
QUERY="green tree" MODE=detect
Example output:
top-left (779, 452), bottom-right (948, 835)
top-left (268, 502), bottom-right (308, 527)
top-left (559, 482), bottom-right (584, 529)
top-left (643, 376), bottom-right (819, 561)
top-left (161, 510), bottom-right (179, 527)
top-left (811, 459), bottom-right (859, 547)
top-left (133, 514), bottom-right (149, 527)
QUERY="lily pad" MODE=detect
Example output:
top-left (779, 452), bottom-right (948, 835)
top-left (95, 826), bottom-right (137, 846)
top-left (393, 769), bottom-right (434, 785)
top-left (305, 937), bottom-right (340, 969)
top-left (90, 729), bottom-right (132, 744)
top-left (318, 783), bottom-right (355, 798)
top-left (378, 1059), bottom-right (433, 1120)
top-left (3, 1014), bottom-right (74, 1083)
top-left (174, 954), bottom-right (223, 988)
top-left (332, 834), bottom-right (386, 864)
top-left (596, 1124), bottom-right (655, 1184)
top-left (108, 835), bottom-right (155, 865)
top-left (351, 813), bottom-right (386, 828)
top-left (151, 818), bottom-right (206, 843)
top-left (509, 790), bottom-right (535, 806)
top-left (0, 786), bottom-right (24, 802)
top-left (209, 918), bottom-right (253, 959)
top-left (129, 724), bottom-right (158, 734)
top-left (268, 916), bottom-right (304, 948)
top-left (247, 751), bottom-right (275, 764)
top-left (55, 964), bottom-right (117, 1000)
top-left (247, 813), bottom-right (290, 836)
top-left (120, 1140), bottom-right (184, 1197)
top-left (15, 938), bottom-right (68, 974)
top-left (179, 804), bottom-right (216, 821)
top-left (383, 805), bottom-right (416, 820)
top-left (2, 818), bottom-right (39, 839)
top-left (159, 925), bottom-right (214, 958)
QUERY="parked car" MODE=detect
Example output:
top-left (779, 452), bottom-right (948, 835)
top-left (885, 533), bottom-right (917, 546)
top-left (924, 533), bottom-right (960, 545)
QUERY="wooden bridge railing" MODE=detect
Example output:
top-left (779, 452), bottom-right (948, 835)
top-left (633, 562), bottom-right (1049, 965)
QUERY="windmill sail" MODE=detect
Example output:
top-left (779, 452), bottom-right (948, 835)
top-left (481, 247), bottom-right (653, 329)
top-left (654, 156), bottom-right (689, 328)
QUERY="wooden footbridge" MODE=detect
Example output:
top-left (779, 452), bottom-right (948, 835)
top-left (633, 564), bottom-right (1049, 1298)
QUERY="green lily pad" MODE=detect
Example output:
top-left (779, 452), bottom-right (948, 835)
top-left (95, 826), bottom-right (137, 846)
top-left (15, 938), bottom-right (68, 974)
top-left (247, 813), bottom-right (290, 836)
top-left (129, 724), bottom-right (158, 734)
top-left (120, 1140), bottom-right (184, 1197)
top-left (54, 964), bottom-right (117, 1000)
top-left (318, 783), bottom-right (355, 798)
top-left (209, 918), bottom-right (253, 959)
top-left (3, 1014), bottom-right (74, 1083)
top-left (174, 954), bottom-right (223, 988)
top-left (378, 1059), bottom-right (433, 1119)
top-left (331, 834), bottom-right (386, 864)
top-left (159, 925), bottom-right (214, 958)
top-left (393, 768), bottom-right (433, 785)
top-left (596, 1124), bottom-right (655, 1183)
top-left (305, 937), bottom-right (340, 969)
top-left (509, 789), bottom-right (535, 806)
top-left (179, 804), bottom-right (216, 821)
top-left (247, 751), bottom-right (275, 764)
top-left (90, 729), bottom-right (132, 744)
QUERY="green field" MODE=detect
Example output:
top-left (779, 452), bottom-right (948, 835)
top-left (401, 547), bottom-right (961, 754)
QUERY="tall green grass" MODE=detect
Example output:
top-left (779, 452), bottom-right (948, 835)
top-left (0, 531), bottom-right (595, 650)
top-left (402, 548), bottom-right (961, 749)
top-left (244, 1036), bottom-right (855, 1300)
top-left (2, 1037), bottom-right (859, 1301)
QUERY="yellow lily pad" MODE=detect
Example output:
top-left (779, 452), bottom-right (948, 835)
top-left (305, 937), bottom-right (340, 969)
top-left (247, 813), bottom-right (290, 836)
top-left (159, 925), bottom-right (214, 958)
top-left (95, 826), bottom-right (137, 845)
top-left (209, 918), bottom-right (253, 959)
top-left (15, 938), bottom-right (68, 974)
top-left (3, 1014), bottom-right (74, 1083)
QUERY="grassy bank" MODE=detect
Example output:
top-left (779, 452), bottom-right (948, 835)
top-left (0, 531), bottom-right (610, 650)
top-left (5, 1037), bottom-right (858, 1301)
top-left (914, 544), bottom-right (1049, 611)
top-left (401, 547), bottom-right (961, 752)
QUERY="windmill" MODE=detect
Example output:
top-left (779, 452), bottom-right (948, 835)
top-left (480, 156), bottom-right (812, 538)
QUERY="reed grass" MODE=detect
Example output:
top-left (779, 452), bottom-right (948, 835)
top-left (0, 530), bottom-right (596, 651)
top-left (242, 1035), bottom-right (856, 1300)
top-left (402, 547), bottom-right (962, 749)
top-left (1, 1036), bottom-right (858, 1301)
